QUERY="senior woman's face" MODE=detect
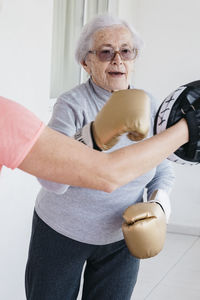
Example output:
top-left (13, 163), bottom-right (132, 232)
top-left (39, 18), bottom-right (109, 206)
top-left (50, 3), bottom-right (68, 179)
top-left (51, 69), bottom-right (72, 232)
top-left (82, 25), bottom-right (135, 92)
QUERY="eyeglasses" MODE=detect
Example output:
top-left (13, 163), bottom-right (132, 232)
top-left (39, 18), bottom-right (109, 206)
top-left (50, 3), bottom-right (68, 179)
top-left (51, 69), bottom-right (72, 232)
top-left (88, 47), bottom-right (138, 62)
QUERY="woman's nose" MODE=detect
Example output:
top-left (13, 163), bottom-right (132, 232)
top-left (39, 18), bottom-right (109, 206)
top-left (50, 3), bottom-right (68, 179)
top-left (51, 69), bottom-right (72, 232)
top-left (111, 52), bottom-right (123, 64)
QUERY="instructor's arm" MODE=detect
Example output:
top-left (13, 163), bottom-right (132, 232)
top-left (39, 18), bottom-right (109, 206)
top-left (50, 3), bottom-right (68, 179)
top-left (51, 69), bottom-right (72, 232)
top-left (19, 119), bottom-right (189, 192)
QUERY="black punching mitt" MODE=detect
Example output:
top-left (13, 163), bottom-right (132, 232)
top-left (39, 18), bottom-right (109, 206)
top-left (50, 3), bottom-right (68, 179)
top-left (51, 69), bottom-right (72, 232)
top-left (154, 81), bottom-right (200, 165)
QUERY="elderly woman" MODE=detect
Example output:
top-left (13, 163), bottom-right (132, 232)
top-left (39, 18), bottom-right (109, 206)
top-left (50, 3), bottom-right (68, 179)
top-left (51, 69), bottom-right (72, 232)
top-left (25, 14), bottom-right (177, 300)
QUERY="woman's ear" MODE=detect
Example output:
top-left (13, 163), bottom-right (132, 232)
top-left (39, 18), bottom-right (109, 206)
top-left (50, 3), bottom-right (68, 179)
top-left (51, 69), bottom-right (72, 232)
top-left (81, 59), bottom-right (91, 75)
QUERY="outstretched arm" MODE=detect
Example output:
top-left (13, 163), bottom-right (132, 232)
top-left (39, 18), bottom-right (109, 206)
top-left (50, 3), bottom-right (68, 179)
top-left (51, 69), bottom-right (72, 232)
top-left (19, 119), bottom-right (188, 192)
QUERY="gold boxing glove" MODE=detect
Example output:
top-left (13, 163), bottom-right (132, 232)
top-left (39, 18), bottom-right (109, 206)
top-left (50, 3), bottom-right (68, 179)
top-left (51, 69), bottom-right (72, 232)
top-left (122, 199), bottom-right (167, 259)
top-left (74, 89), bottom-right (150, 150)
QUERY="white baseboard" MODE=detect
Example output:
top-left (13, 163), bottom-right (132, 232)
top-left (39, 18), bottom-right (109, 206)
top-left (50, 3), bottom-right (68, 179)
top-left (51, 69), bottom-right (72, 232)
top-left (167, 223), bottom-right (200, 236)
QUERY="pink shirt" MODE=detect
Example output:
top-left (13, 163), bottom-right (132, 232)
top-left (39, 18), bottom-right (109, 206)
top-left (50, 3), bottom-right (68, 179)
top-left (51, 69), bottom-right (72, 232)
top-left (0, 96), bottom-right (45, 171)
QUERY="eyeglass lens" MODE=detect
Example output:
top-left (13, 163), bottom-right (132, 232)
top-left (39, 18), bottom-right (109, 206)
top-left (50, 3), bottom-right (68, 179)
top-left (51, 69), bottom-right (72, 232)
top-left (98, 48), bottom-right (136, 61)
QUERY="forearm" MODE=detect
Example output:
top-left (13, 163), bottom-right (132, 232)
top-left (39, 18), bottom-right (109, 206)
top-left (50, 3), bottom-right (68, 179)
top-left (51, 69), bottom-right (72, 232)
top-left (107, 119), bottom-right (189, 186)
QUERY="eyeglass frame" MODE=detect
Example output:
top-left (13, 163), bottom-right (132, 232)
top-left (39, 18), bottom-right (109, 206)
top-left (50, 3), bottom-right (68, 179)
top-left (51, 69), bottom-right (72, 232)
top-left (87, 47), bottom-right (138, 62)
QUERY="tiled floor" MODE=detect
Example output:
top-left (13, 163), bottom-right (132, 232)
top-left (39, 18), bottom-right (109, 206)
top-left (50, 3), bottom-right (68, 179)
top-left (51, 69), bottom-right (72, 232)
top-left (133, 232), bottom-right (200, 300)
top-left (77, 232), bottom-right (200, 300)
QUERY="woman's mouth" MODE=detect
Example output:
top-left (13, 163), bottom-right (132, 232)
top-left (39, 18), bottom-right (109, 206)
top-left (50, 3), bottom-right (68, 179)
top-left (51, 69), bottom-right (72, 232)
top-left (108, 71), bottom-right (125, 77)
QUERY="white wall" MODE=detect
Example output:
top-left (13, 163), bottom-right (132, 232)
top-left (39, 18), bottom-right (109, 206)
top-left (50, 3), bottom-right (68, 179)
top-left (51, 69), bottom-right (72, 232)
top-left (118, 0), bottom-right (200, 233)
top-left (0, 0), bottom-right (200, 299)
top-left (0, 1), bottom-right (54, 299)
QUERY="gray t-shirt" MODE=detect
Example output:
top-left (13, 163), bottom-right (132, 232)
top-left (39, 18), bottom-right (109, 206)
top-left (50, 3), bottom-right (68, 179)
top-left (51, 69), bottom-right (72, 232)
top-left (35, 79), bottom-right (175, 245)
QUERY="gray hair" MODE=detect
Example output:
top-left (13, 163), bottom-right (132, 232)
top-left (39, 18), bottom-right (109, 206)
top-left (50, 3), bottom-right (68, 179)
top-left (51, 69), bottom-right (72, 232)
top-left (75, 14), bottom-right (144, 64)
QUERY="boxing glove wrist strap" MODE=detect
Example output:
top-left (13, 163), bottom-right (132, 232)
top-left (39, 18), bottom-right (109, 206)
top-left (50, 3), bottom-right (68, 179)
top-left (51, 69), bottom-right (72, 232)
top-left (74, 122), bottom-right (102, 151)
top-left (148, 189), bottom-right (171, 223)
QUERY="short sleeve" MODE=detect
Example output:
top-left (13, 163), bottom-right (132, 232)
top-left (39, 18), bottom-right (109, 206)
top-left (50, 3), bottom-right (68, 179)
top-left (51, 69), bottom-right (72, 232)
top-left (0, 97), bottom-right (45, 170)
